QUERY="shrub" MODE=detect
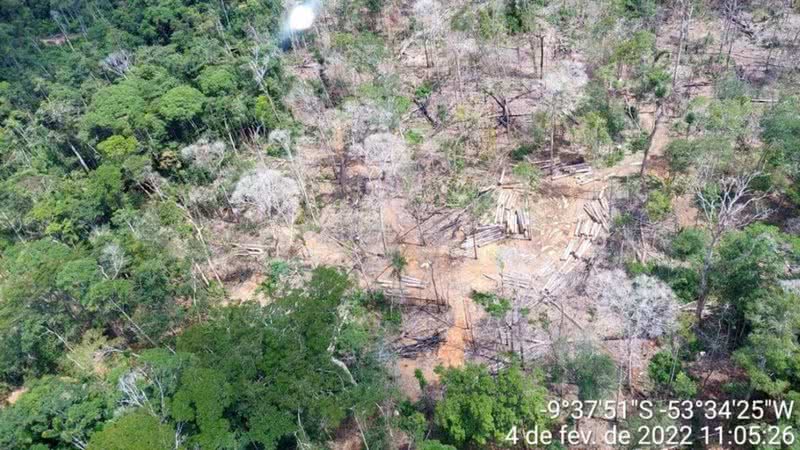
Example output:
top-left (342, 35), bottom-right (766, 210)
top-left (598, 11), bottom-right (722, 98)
top-left (98, 135), bottom-right (139, 160)
top-left (470, 290), bottom-right (511, 318)
top-left (671, 228), bottom-right (707, 260)
top-left (664, 139), bottom-right (695, 174)
top-left (648, 351), bottom-right (679, 386)
top-left (512, 162), bottom-right (541, 189)
top-left (158, 85), bottom-right (205, 123)
top-left (645, 190), bottom-right (672, 221)
top-left (568, 345), bottom-right (617, 400)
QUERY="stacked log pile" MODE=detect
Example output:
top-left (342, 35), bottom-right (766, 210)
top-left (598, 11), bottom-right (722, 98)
top-left (376, 276), bottom-right (448, 311)
top-left (532, 159), bottom-right (593, 182)
top-left (460, 224), bottom-right (505, 249)
top-left (494, 190), bottom-right (532, 238)
top-left (501, 192), bottom-right (610, 295)
top-left (393, 331), bottom-right (445, 357)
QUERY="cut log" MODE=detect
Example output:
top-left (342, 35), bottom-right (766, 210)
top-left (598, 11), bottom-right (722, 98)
top-left (561, 239), bottom-right (577, 260)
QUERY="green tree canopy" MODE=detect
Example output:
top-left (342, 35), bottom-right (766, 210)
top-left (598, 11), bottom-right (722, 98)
top-left (87, 410), bottom-right (178, 450)
top-left (434, 363), bottom-right (550, 447)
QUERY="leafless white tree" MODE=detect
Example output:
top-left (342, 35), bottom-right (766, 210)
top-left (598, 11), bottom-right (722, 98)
top-left (344, 100), bottom-right (396, 146)
top-left (118, 369), bottom-right (156, 416)
top-left (101, 50), bottom-right (133, 78)
top-left (180, 139), bottom-right (226, 170)
top-left (231, 167), bottom-right (300, 225)
top-left (355, 132), bottom-right (410, 183)
top-left (589, 270), bottom-right (678, 386)
top-left (693, 170), bottom-right (769, 320)
top-left (99, 243), bottom-right (127, 280)
top-left (413, 0), bottom-right (447, 68)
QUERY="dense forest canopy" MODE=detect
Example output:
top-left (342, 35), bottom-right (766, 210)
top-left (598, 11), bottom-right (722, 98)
top-left (0, 0), bottom-right (799, 448)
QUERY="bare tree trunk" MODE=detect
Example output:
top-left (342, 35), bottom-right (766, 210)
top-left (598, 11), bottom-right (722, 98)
top-left (539, 35), bottom-right (545, 79)
top-left (415, 214), bottom-right (426, 246)
top-left (671, 1), bottom-right (692, 93)
top-left (379, 203), bottom-right (387, 253)
top-left (695, 232), bottom-right (720, 321)
top-left (70, 144), bottom-right (90, 172)
top-left (550, 103), bottom-right (556, 179)
top-left (639, 104), bottom-right (664, 191)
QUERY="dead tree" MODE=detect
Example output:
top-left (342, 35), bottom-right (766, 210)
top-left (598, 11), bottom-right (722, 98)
top-left (589, 270), bottom-right (678, 387)
top-left (671, 0), bottom-right (694, 93)
top-left (639, 102), bottom-right (665, 190)
top-left (413, 0), bottom-right (446, 68)
top-left (693, 170), bottom-right (769, 320)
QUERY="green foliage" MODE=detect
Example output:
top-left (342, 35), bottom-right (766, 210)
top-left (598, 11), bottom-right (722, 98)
top-left (645, 189), bottom-right (672, 221)
top-left (98, 135), bottom-right (139, 161)
top-left (703, 98), bottom-right (754, 141)
top-left (83, 83), bottom-right (148, 139)
top-left (664, 138), bottom-right (695, 174)
top-left (197, 66), bottom-right (238, 96)
top-left (87, 410), bottom-right (177, 450)
top-left (762, 96), bottom-right (800, 156)
top-left (510, 142), bottom-right (538, 161)
top-left (405, 129), bottom-right (424, 145)
top-left (361, 290), bottom-right (402, 327)
top-left (611, 31), bottom-right (655, 68)
top-left (567, 344), bottom-right (617, 400)
top-left (576, 82), bottom-right (628, 140)
top-left (419, 440), bottom-right (458, 450)
top-left (445, 179), bottom-right (480, 208)
top-left (715, 71), bottom-right (751, 101)
top-left (648, 351), bottom-right (678, 386)
top-left (171, 367), bottom-right (235, 449)
top-left (625, 260), bottom-right (698, 303)
top-left (414, 368), bottom-right (428, 390)
top-left (158, 85), bottom-right (206, 123)
top-left (390, 251), bottom-right (408, 279)
top-left (332, 32), bottom-right (386, 70)
top-left (603, 147), bottom-right (625, 167)
top-left (762, 96), bottom-right (800, 202)
top-left (627, 131), bottom-right (650, 153)
top-left (477, 5), bottom-right (507, 40)
top-left (617, 0), bottom-right (658, 18)
top-left (646, 68), bottom-right (671, 100)
top-left (713, 224), bottom-right (786, 325)
top-left (512, 162), bottom-right (541, 189)
top-left (734, 289), bottom-right (800, 400)
top-left (505, 0), bottom-right (540, 34)
top-left (434, 363), bottom-right (549, 447)
top-left (470, 290), bottom-right (512, 318)
top-left (673, 372), bottom-right (697, 398)
top-left (259, 259), bottom-right (294, 298)
top-left (671, 228), bottom-right (708, 260)
top-left (648, 350), bottom-right (699, 399)
top-left (0, 376), bottom-right (112, 449)
top-left (575, 111), bottom-right (612, 157)
top-left (170, 267), bottom-right (391, 448)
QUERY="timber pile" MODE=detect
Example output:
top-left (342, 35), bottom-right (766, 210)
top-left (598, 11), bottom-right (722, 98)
top-left (231, 242), bottom-right (267, 257)
top-left (500, 272), bottom-right (535, 291)
top-left (583, 196), bottom-right (610, 232)
top-left (394, 331), bottom-right (445, 357)
top-left (376, 275), bottom-right (426, 290)
top-left (494, 190), bottom-right (532, 238)
top-left (544, 191), bottom-right (612, 294)
top-left (460, 224), bottom-right (505, 249)
top-left (380, 288), bottom-right (448, 310)
top-left (533, 159), bottom-right (593, 181)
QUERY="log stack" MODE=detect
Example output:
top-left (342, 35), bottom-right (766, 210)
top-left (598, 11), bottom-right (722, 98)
top-left (534, 158), bottom-right (594, 181)
top-left (494, 190), bottom-right (532, 238)
top-left (460, 224), bottom-right (506, 249)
